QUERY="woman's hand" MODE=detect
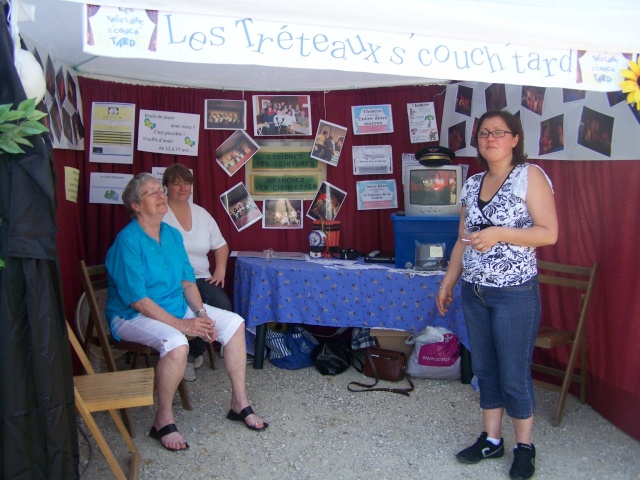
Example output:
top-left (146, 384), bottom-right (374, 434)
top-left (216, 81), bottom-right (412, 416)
top-left (206, 270), bottom-right (225, 287)
top-left (183, 315), bottom-right (216, 342)
top-left (436, 287), bottom-right (453, 316)
top-left (468, 227), bottom-right (499, 253)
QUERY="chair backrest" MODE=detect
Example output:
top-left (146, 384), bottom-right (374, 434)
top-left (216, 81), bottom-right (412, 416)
top-left (78, 260), bottom-right (120, 371)
top-left (67, 320), bottom-right (97, 375)
top-left (537, 260), bottom-right (598, 334)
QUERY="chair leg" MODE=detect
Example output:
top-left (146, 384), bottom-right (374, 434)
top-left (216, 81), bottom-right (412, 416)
top-left (206, 343), bottom-right (216, 370)
top-left (119, 407), bottom-right (137, 438)
top-left (75, 390), bottom-right (129, 480)
top-left (553, 340), bottom-right (583, 427)
top-left (177, 379), bottom-right (193, 411)
top-left (579, 332), bottom-right (588, 404)
top-left (130, 353), bottom-right (139, 369)
top-left (107, 408), bottom-right (142, 480)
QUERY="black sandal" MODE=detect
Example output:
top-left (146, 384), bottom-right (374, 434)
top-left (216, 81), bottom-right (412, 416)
top-left (226, 406), bottom-right (269, 431)
top-left (149, 423), bottom-right (190, 452)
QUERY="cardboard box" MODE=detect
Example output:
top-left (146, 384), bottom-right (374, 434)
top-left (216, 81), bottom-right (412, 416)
top-left (371, 328), bottom-right (415, 360)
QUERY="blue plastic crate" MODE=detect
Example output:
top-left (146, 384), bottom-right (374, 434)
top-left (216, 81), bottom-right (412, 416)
top-left (391, 213), bottom-right (460, 269)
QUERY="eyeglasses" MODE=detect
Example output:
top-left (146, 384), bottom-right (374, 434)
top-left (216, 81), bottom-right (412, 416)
top-left (141, 187), bottom-right (166, 199)
top-left (477, 129), bottom-right (514, 139)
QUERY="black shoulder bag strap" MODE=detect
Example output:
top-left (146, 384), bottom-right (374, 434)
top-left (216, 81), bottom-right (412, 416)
top-left (348, 350), bottom-right (414, 396)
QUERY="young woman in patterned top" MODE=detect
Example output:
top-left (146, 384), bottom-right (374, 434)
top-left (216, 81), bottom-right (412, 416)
top-left (436, 111), bottom-right (557, 480)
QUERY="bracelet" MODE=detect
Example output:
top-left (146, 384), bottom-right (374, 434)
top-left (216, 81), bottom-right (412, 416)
top-left (195, 309), bottom-right (206, 317)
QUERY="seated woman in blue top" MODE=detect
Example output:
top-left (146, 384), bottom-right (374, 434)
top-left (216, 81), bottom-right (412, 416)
top-left (105, 173), bottom-right (268, 452)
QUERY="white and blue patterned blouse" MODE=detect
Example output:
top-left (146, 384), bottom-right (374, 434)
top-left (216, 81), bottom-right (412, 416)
top-left (460, 163), bottom-right (553, 287)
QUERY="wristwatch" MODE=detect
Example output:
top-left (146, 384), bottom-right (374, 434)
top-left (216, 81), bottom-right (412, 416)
top-left (195, 309), bottom-right (206, 317)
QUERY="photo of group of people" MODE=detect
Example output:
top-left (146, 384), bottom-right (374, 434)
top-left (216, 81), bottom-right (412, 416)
top-left (263, 199), bottom-right (303, 229)
top-left (252, 95), bottom-right (312, 136)
top-left (521, 86), bottom-right (546, 115)
top-left (205, 99), bottom-right (246, 130)
top-left (311, 120), bottom-right (347, 166)
top-left (219, 182), bottom-right (262, 232)
top-left (215, 130), bottom-right (260, 177)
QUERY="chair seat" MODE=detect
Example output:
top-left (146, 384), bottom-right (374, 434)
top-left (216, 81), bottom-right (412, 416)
top-left (74, 368), bottom-right (155, 412)
top-left (535, 326), bottom-right (574, 349)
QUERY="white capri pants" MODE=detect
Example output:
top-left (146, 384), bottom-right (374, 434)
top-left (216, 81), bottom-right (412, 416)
top-left (111, 304), bottom-right (244, 358)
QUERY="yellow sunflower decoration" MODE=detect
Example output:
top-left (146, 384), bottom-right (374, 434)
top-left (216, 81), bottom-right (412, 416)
top-left (620, 57), bottom-right (640, 111)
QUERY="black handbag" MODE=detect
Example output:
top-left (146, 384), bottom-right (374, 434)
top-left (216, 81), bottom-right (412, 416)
top-left (348, 347), bottom-right (414, 396)
top-left (312, 340), bottom-right (352, 375)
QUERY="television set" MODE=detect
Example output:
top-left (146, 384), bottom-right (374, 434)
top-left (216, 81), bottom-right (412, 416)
top-left (403, 164), bottom-right (464, 216)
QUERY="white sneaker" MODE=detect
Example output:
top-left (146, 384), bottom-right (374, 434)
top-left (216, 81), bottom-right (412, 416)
top-left (184, 361), bottom-right (196, 382)
top-left (194, 355), bottom-right (204, 369)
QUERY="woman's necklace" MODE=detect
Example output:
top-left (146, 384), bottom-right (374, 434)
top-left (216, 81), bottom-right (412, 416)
top-left (488, 166), bottom-right (513, 183)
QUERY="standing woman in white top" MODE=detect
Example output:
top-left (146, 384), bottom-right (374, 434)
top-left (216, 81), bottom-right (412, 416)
top-left (162, 164), bottom-right (233, 382)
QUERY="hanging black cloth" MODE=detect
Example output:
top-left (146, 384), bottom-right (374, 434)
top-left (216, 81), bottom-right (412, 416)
top-left (0, 4), bottom-right (78, 479)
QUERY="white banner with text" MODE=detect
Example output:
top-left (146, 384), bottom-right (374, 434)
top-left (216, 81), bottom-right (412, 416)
top-left (82, 5), bottom-right (630, 92)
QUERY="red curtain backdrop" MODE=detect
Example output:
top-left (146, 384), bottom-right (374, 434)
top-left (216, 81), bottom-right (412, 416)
top-left (53, 78), bottom-right (640, 440)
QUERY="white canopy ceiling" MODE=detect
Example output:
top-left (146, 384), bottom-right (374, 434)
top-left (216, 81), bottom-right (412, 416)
top-left (14, 0), bottom-right (640, 92)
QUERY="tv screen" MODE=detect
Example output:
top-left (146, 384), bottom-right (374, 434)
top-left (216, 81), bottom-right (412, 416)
top-left (409, 169), bottom-right (457, 205)
top-left (403, 165), bottom-right (463, 216)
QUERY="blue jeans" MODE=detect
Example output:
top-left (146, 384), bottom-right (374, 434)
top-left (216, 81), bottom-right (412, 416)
top-left (462, 277), bottom-right (540, 419)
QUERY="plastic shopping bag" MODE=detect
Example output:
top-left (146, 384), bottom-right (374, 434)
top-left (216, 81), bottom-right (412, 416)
top-left (405, 326), bottom-right (461, 380)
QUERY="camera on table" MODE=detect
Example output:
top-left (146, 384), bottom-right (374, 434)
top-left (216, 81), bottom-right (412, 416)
top-left (339, 248), bottom-right (361, 260)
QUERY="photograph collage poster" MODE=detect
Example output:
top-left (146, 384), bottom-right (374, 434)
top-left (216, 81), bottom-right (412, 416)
top-left (441, 82), bottom-right (640, 160)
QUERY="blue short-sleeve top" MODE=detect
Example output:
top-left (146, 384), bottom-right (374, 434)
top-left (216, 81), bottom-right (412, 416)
top-left (105, 220), bottom-right (196, 327)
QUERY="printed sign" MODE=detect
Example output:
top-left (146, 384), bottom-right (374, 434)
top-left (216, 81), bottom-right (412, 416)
top-left (137, 109), bottom-right (200, 156)
top-left (351, 105), bottom-right (394, 135)
top-left (408, 102), bottom-right (439, 143)
top-left (89, 172), bottom-right (133, 204)
top-left (356, 180), bottom-right (398, 210)
top-left (245, 141), bottom-right (326, 200)
top-left (89, 102), bottom-right (135, 163)
top-left (352, 145), bottom-right (393, 175)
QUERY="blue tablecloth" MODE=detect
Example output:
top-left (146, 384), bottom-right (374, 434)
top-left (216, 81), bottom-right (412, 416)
top-left (233, 257), bottom-right (468, 351)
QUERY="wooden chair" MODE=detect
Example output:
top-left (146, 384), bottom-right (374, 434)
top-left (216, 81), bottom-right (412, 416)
top-left (77, 260), bottom-right (216, 431)
top-left (533, 260), bottom-right (598, 426)
top-left (67, 321), bottom-right (154, 480)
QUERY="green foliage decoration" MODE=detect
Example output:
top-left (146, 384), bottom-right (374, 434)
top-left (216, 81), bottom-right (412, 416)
top-left (0, 98), bottom-right (50, 268)
top-left (0, 98), bottom-right (49, 154)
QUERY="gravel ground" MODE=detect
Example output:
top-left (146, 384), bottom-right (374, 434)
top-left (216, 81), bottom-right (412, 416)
top-left (78, 353), bottom-right (640, 480)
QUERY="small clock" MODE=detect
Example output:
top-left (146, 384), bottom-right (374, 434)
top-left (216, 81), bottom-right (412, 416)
top-left (308, 230), bottom-right (327, 247)
top-left (308, 230), bottom-right (328, 257)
